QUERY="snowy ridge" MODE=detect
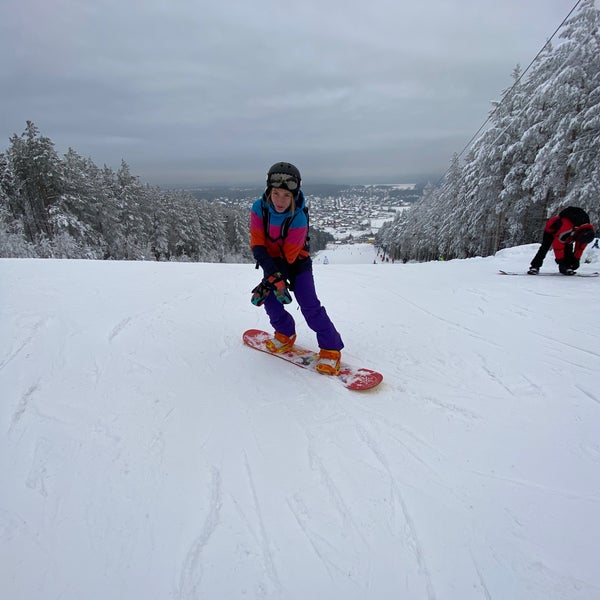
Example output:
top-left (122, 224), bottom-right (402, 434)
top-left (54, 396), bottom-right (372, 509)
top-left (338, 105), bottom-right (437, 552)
top-left (1, 244), bottom-right (599, 599)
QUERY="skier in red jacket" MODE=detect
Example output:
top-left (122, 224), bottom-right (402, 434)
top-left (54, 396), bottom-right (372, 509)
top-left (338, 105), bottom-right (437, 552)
top-left (528, 206), bottom-right (595, 275)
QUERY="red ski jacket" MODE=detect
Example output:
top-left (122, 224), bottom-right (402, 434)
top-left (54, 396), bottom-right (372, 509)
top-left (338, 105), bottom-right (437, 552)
top-left (545, 215), bottom-right (590, 260)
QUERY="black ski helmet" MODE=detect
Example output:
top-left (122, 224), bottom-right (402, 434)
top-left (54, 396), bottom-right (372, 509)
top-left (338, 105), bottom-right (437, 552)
top-left (559, 206), bottom-right (590, 226)
top-left (266, 162), bottom-right (301, 198)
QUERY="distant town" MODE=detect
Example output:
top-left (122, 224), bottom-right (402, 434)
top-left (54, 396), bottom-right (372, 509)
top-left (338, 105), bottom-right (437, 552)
top-left (187, 183), bottom-right (425, 243)
top-left (306, 183), bottom-right (420, 242)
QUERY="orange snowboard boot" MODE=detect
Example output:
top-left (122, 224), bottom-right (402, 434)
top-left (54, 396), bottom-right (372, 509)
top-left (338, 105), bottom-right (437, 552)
top-left (316, 349), bottom-right (341, 375)
top-left (265, 332), bottom-right (296, 354)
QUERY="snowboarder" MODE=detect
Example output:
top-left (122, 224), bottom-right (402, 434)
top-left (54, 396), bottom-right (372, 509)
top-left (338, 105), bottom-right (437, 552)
top-left (249, 162), bottom-right (344, 375)
top-left (528, 206), bottom-right (595, 275)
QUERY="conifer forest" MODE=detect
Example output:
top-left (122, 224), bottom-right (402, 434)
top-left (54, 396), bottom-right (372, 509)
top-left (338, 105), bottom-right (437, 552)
top-left (0, 120), bottom-right (254, 262)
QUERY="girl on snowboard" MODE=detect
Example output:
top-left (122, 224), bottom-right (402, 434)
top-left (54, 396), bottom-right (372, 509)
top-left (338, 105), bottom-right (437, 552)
top-left (249, 162), bottom-right (344, 375)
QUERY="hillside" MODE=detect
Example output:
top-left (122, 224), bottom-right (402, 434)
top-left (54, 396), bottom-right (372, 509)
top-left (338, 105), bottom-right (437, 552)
top-left (1, 244), bottom-right (599, 599)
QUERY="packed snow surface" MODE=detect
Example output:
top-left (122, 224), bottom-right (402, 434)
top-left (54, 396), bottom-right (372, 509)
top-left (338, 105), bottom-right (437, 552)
top-left (1, 243), bottom-right (599, 599)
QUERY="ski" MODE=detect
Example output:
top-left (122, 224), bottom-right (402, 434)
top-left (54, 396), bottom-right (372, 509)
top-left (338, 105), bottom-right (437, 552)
top-left (498, 269), bottom-right (599, 278)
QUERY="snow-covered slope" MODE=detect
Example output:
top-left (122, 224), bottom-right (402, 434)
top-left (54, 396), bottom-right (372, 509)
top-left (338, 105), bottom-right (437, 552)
top-left (1, 244), bottom-right (599, 600)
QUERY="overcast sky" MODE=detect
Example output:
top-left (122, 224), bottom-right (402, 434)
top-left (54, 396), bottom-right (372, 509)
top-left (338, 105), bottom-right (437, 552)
top-left (0, 0), bottom-right (578, 186)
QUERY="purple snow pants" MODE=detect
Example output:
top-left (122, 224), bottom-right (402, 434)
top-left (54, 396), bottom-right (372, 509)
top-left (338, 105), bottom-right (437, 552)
top-left (263, 269), bottom-right (344, 351)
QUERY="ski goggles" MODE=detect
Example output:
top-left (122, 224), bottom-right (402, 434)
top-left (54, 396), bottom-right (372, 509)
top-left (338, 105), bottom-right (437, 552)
top-left (268, 173), bottom-right (299, 191)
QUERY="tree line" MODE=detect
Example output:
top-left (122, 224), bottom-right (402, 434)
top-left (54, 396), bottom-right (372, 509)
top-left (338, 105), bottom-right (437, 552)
top-left (0, 121), bottom-right (257, 262)
top-left (377, 0), bottom-right (600, 262)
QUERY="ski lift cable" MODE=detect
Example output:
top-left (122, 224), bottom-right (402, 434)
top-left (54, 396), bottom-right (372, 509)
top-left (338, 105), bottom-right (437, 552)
top-left (435, 0), bottom-right (584, 187)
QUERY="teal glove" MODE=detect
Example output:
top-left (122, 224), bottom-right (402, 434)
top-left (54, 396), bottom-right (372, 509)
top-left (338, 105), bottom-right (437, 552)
top-left (265, 272), bottom-right (292, 304)
top-left (251, 281), bottom-right (271, 306)
top-left (251, 273), bottom-right (292, 305)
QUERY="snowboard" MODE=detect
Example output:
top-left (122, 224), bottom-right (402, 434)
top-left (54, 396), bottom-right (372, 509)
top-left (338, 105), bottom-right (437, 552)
top-left (498, 269), bottom-right (599, 278)
top-left (242, 329), bottom-right (383, 391)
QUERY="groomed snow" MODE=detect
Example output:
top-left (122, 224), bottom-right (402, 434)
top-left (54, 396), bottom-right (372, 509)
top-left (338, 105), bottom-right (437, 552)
top-left (1, 243), bottom-right (599, 599)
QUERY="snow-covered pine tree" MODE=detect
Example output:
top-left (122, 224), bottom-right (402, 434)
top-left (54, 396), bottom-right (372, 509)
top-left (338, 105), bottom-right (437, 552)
top-left (0, 152), bottom-right (36, 257)
top-left (523, 0), bottom-right (600, 217)
top-left (6, 121), bottom-right (64, 243)
top-left (560, 0), bottom-right (600, 225)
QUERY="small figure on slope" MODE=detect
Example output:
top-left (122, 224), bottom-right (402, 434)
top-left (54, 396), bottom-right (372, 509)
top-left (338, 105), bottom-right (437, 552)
top-left (249, 162), bottom-right (344, 375)
top-left (528, 206), bottom-right (595, 275)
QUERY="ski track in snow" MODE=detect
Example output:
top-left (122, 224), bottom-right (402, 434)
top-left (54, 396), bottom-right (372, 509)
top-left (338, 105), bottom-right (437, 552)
top-left (0, 318), bottom-right (48, 371)
top-left (176, 467), bottom-right (223, 599)
top-left (9, 380), bottom-right (41, 433)
top-left (469, 550), bottom-right (493, 600)
top-left (575, 384), bottom-right (600, 407)
top-left (466, 467), bottom-right (600, 504)
top-left (243, 452), bottom-right (281, 595)
top-left (419, 394), bottom-right (482, 420)
top-left (354, 422), bottom-right (437, 599)
top-left (307, 439), bottom-right (370, 549)
top-left (284, 431), bottom-right (374, 590)
top-left (108, 316), bottom-right (133, 342)
top-left (388, 289), bottom-right (503, 348)
top-left (532, 330), bottom-right (600, 359)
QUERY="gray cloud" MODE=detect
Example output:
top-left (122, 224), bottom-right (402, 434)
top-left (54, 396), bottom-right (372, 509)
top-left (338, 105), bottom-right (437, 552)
top-left (0, 0), bottom-right (575, 185)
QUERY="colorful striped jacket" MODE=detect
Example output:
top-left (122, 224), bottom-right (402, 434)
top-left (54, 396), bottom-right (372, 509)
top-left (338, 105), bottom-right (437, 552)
top-left (250, 191), bottom-right (310, 278)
